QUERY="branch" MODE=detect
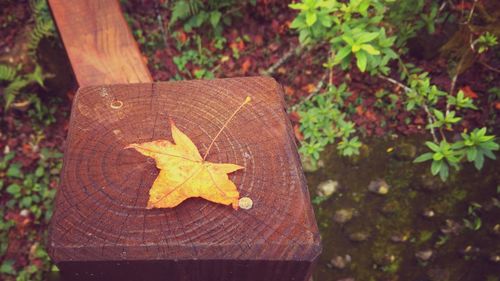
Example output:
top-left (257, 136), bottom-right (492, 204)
top-left (262, 44), bottom-right (304, 75)
top-left (378, 74), bottom-right (439, 143)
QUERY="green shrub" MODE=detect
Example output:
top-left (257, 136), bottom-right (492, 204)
top-left (298, 83), bottom-right (360, 163)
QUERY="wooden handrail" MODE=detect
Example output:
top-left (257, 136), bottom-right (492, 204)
top-left (49, 0), bottom-right (152, 87)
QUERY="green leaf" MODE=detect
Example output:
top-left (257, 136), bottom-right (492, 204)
top-left (305, 12), bottom-right (317, 26)
top-left (355, 51), bottom-right (367, 72)
top-left (290, 17), bottom-right (304, 29)
top-left (474, 153), bottom-right (484, 170)
top-left (341, 35), bottom-right (355, 45)
top-left (432, 152), bottom-right (444, 161)
top-left (466, 148), bottom-right (477, 161)
top-left (0, 260), bottom-right (16, 275)
top-left (431, 160), bottom-right (442, 175)
top-left (357, 32), bottom-right (379, 44)
top-left (318, 14), bottom-right (332, 27)
top-left (360, 44), bottom-right (380, 55)
top-left (334, 46), bottom-right (351, 64)
top-left (6, 163), bottom-right (22, 178)
top-left (209, 11), bottom-right (221, 28)
top-left (425, 141), bottom-right (440, 152)
top-left (6, 184), bottom-right (21, 195)
top-left (414, 153), bottom-right (433, 163)
top-left (439, 163), bottom-right (449, 181)
top-left (482, 148), bottom-right (496, 159)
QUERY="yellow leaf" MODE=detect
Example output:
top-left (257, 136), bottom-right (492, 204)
top-left (127, 121), bottom-right (243, 209)
top-left (126, 97), bottom-right (251, 210)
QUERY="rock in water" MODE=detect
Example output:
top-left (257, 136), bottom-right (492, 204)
top-left (493, 224), bottom-right (500, 236)
top-left (421, 208), bottom-right (435, 218)
top-left (348, 231), bottom-right (370, 242)
top-left (333, 208), bottom-right (355, 224)
top-left (301, 155), bottom-right (324, 173)
top-left (394, 143), bottom-right (417, 161)
top-left (368, 179), bottom-right (390, 195)
top-left (330, 255), bottom-right (352, 269)
top-left (415, 249), bottom-right (433, 262)
top-left (316, 180), bottom-right (339, 197)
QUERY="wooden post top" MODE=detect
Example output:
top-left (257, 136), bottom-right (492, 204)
top-left (48, 77), bottom-right (321, 263)
top-left (49, 0), bottom-right (153, 87)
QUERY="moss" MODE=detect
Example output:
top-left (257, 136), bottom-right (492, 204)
top-left (430, 188), bottom-right (468, 214)
top-left (418, 230), bottom-right (434, 244)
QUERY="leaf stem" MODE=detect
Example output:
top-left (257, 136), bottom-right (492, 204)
top-left (203, 96), bottom-right (251, 160)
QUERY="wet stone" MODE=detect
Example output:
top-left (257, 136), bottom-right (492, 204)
top-left (348, 231), bottom-right (370, 242)
top-left (302, 156), bottom-right (324, 173)
top-left (492, 224), bottom-right (500, 236)
top-left (391, 231), bottom-right (410, 243)
top-left (418, 173), bottom-right (445, 192)
top-left (316, 180), bottom-right (339, 197)
top-left (415, 249), bottom-right (433, 262)
top-left (368, 179), bottom-right (390, 195)
top-left (373, 254), bottom-right (396, 266)
top-left (460, 245), bottom-right (481, 258)
top-left (333, 208), bottom-right (356, 224)
top-left (489, 253), bottom-right (500, 264)
top-left (381, 200), bottom-right (400, 215)
top-left (393, 142), bottom-right (417, 161)
top-left (440, 219), bottom-right (462, 235)
top-left (329, 254), bottom-right (352, 269)
top-left (421, 208), bottom-right (435, 218)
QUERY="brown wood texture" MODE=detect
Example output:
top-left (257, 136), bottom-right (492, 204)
top-left (48, 77), bottom-right (321, 280)
top-left (48, 0), bottom-right (152, 87)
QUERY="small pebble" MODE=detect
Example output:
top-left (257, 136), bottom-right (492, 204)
top-left (316, 180), bottom-right (339, 197)
top-left (390, 231), bottom-right (410, 243)
top-left (492, 224), bottom-right (500, 236)
top-left (489, 254), bottom-right (500, 263)
top-left (330, 255), bottom-right (352, 269)
top-left (238, 197), bottom-right (253, 210)
top-left (422, 208), bottom-right (435, 218)
top-left (333, 208), bottom-right (355, 224)
top-left (20, 209), bottom-right (30, 217)
top-left (368, 179), bottom-right (390, 195)
top-left (440, 219), bottom-right (462, 235)
top-left (348, 231), bottom-right (370, 242)
top-left (415, 249), bottom-right (433, 262)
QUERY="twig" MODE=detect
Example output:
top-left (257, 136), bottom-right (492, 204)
top-left (302, 72), bottom-right (328, 102)
top-left (479, 60), bottom-right (500, 73)
top-left (465, 0), bottom-right (478, 24)
top-left (262, 44), bottom-right (304, 75)
top-left (377, 74), bottom-right (411, 92)
top-left (290, 71), bottom-right (328, 112)
top-left (422, 104), bottom-right (440, 143)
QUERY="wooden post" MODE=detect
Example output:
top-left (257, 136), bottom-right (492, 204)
top-left (47, 1), bottom-right (321, 280)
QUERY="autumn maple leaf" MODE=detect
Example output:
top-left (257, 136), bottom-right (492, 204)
top-left (126, 97), bottom-right (250, 210)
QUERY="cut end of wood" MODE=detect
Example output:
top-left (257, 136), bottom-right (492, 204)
top-left (48, 77), bottom-right (321, 269)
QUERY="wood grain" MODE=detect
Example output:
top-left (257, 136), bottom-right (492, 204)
top-left (48, 0), bottom-right (152, 87)
top-left (48, 77), bottom-right (321, 280)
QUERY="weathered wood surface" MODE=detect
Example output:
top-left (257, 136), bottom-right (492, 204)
top-left (48, 0), bottom-right (152, 86)
top-left (48, 77), bottom-right (321, 280)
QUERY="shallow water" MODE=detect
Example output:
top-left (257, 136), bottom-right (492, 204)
top-left (308, 135), bottom-right (500, 281)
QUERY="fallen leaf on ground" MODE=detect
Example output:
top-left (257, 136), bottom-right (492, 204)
top-left (461, 85), bottom-right (478, 99)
